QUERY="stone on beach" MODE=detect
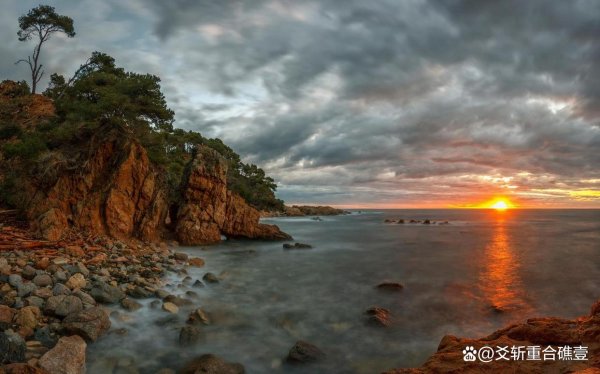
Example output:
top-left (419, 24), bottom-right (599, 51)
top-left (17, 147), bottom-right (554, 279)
top-left (180, 354), bottom-right (245, 374)
top-left (38, 335), bottom-right (86, 374)
top-left (286, 340), bottom-right (325, 363)
top-left (62, 307), bottom-right (111, 342)
top-left (162, 302), bottom-right (179, 314)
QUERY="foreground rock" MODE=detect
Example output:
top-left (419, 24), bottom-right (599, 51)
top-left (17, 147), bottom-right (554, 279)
top-left (62, 307), bottom-right (111, 342)
top-left (180, 354), bottom-right (245, 374)
top-left (38, 335), bottom-right (86, 374)
top-left (385, 299), bottom-right (600, 373)
top-left (286, 340), bottom-right (325, 363)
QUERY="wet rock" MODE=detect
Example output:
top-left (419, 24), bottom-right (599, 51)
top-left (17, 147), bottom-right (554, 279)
top-left (62, 307), bottom-right (111, 342)
top-left (32, 274), bottom-right (53, 288)
top-left (180, 354), bottom-right (245, 374)
top-left (187, 308), bottom-right (210, 325)
top-left (25, 340), bottom-right (49, 360)
top-left (162, 302), bottom-right (179, 314)
top-left (53, 271), bottom-right (67, 283)
top-left (174, 252), bottom-right (188, 261)
top-left (39, 335), bottom-right (86, 374)
top-left (44, 295), bottom-right (83, 318)
top-left (188, 258), bottom-right (205, 267)
top-left (365, 307), bottom-right (392, 327)
top-left (14, 306), bottom-right (41, 330)
top-left (127, 286), bottom-right (153, 299)
top-left (283, 243), bottom-right (313, 249)
top-left (163, 295), bottom-right (192, 307)
top-left (192, 280), bottom-right (204, 288)
top-left (423, 219), bottom-right (431, 224)
top-left (179, 325), bottom-right (202, 346)
top-left (65, 274), bottom-right (86, 290)
top-left (0, 330), bottom-right (26, 364)
top-left (376, 282), bottom-right (404, 291)
top-left (120, 298), bottom-right (142, 312)
top-left (90, 281), bottom-right (125, 304)
top-left (286, 340), bottom-right (325, 363)
top-left (21, 266), bottom-right (37, 280)
top-left (32, 288), bottom-right (53, 299)
top-left (202, 273), bottom-right (219, 284)
top-left (35, 257), bottom-right (50, 271)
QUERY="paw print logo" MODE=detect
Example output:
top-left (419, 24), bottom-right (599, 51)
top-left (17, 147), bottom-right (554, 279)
top-left (463, 346), bottom-right (477, 362)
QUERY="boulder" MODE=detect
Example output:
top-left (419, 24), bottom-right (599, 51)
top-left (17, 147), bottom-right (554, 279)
top-left (39, 335), bottom-right (86, 374)
top-left (65, 274), bottom-right (86, 290)
top-left (90, 281), bottom-right (125, 304)
top-left (13, 306), bottom-right (41, 330)
top-left (188, 258), bottom-right (205, 267)
top-left (0, 330), bottom-right (26, 364)
top-left (44, 295), bottom-right (83, 318)
top-left (179, 325), bottom-right (202, 346)
top-left (286, 340), bottom-right (325, 363)
top-left (203, 273), bottom-right (219, 284)
top-left (174, 252), bottom-right (188, 261)
top-left (187, 308), bottom-right (210, 325)
top-left (21, 266), bottom-right (37, 281)
top-left (0, 305), bottom-right (16, 329)
top-left (120, 298), bottom-right (142, 312)
top-left (62, 307), bottom-right (110, 342)
top-left (0, 363), bottom-right (50, 373)
top-left (283, 243), bottom-right (312, 250)
top-left (32, 274), bottom-right (53, 288)
top-left (180, 354), bottom-right (245, 374)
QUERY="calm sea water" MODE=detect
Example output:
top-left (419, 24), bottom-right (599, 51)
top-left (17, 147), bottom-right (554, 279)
top-left (88, 209), bottom-right (600, 373)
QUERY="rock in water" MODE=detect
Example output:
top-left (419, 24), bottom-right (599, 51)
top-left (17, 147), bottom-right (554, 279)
top-left (283, 243), bottom-right (312, 249)
top-left (62, 307), bottom-right (111, 342)
top-left (188, 257), bottom-right (205, 267)
top-left (376, 282), bottom-right (404, 291)
top-left (365, 307), bottom-right (392, 327)
top-left (203, 273), bottom-right (219, 284)
top-left (286, 340), bottom-right (325, 363)
top-left (162, 302), bottom-right (179, 314)
top-left (180, 354), bottom-right (245, 374)
top-left (121, 298), bottom-right (142, 311)
top-left (0, 330), bottom-right (26, 364)
top-left (179, 325), bottom-right (202, 346)
top-left (39, 335), bottom-right (86, 374)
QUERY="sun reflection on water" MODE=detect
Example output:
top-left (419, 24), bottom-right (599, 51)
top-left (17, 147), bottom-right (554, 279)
top-left (479, 211), bottom-right (531, 314)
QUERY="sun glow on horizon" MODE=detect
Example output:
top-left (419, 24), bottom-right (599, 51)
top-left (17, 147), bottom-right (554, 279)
top-left (491, 200), bottom-right (509, 210)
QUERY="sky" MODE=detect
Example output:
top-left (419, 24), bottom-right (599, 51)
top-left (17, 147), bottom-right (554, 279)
top-left (1, 0), bottom-right (599, 208)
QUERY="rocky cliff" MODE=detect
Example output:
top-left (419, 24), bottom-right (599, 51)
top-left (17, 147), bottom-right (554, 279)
top-left (28, 136), bottom-right (290, 245)
top-left (175, 145), bottom-right (291, 245)
top-left (0, 81), bottom-right (289, 245)
top-left (385, 300), bottom-right (600, 373)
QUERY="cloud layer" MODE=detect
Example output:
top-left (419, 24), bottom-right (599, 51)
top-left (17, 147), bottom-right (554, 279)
top-left (1, 0), bottom-right (599, 207)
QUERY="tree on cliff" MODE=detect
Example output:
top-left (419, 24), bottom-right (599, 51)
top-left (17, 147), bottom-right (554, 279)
top-left (16, 5), bottom-right (75, 94)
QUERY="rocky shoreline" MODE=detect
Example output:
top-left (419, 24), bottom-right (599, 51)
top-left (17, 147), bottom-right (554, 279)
top-left (261, 205), bottom-right (350, 217)
top-left (0, 224), bottom-right (246, 373)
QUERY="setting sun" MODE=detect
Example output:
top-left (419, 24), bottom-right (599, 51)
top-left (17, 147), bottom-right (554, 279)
top-left (491, 200), bottom-right (509, 210)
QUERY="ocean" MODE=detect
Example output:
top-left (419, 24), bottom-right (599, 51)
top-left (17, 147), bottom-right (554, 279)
top-left (87, 209), bottom-right (600, 373)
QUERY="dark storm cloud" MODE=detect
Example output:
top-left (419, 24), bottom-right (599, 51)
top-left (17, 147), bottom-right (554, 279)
top-left (1, 0), bottom-right (599, 206)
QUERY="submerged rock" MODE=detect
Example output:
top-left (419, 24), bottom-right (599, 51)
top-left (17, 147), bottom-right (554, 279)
top-left (365, 306), bottom-right (392, 327)
top-left (286, 340), bottom-right (325, 363)
top-left (203, 273), bottom-right (219, 284)
top-left (282, 243), bottom-right (313, 250)
top-left (179, 325), bottom-right (202, 346)
top-left (376, 282), bottom-right (404, 291)
top-left (180, 354), bottom-right (245, 374)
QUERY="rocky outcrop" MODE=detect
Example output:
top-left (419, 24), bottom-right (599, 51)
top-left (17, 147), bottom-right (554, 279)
top-left (175, 146), bottom-right (290, 245)
top-left (262, 205), bottom-right (349, 217)
top-left (385, 299), bottom-right (600, 373)
top-left (1, 80), bottom-right (289, 245)
top-left (29, 135), bottom-right (168, 242)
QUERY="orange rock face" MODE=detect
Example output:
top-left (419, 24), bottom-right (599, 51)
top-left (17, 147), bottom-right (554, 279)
top-left (29, 137), bottom-right (168, 242)
top-left (175, 146), bottom-right (291, 245)
top-left (385, 300), bottom-right (600, 373)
